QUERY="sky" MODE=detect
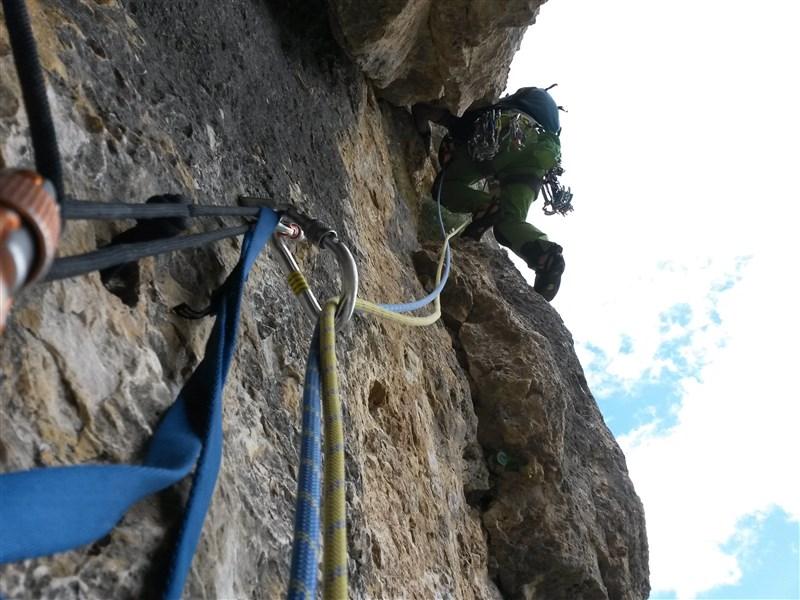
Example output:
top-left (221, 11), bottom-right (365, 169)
top-left (505, 1), bottom-right (800, 598)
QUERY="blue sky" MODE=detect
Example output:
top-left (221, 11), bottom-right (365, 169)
top-left (506, 0), bottom-right (800, 597)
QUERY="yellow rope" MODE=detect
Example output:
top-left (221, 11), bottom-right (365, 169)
top-left (320, 300), bottom-right (347, 599)
top-left (349, 220), bottom-right (468, 327)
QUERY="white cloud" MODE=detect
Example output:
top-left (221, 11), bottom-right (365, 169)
top-left (615, 179), bottom-right (797, 594)
top-left (617, 251), bottom-right (800, 597)
top-left (511, 251), bottom-right (739, 395)
top-left (506, 0), bottom-right (800, 596)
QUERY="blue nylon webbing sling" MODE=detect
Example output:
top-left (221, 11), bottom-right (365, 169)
top-left (0, 208), bottom-right (278, 599)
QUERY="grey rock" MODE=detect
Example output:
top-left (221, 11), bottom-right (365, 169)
top-left (419, 238), bottom-right (650, 599)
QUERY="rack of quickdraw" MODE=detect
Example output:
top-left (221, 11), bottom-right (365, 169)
top-left (465, 107), bottom-right (574, 217)
top-left (0, 1), bottom-right (465, 598)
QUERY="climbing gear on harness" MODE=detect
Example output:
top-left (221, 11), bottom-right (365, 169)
top-left (467, 109), bottom-right (532, 162)
top-left (467, 108), bottom-right (503, 162)
top-left (465, 85), bottom-right (563, 164)
top-left (507, 112), bottom-right (528, 150)
top-left (521, 240), bottom-right (565, 301)
top-left (0, 169), bottom-right (61, 327)
top-left (541, 166), bottom-right (574, 216)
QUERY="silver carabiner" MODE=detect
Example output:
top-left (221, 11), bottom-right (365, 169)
top-left (272, 232), bottom-right (321, 321)
top-left (273, 211), bottom-right (358, 332)
top-left (318, 231), bottom-right (358, 330)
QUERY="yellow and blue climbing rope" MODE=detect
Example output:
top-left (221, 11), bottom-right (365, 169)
top-left (284, 172), bottom-right (469, 599)
top-left (287, 329), bottom-right (323, 600)
top-left (320, 301), bottom-right (348, 598)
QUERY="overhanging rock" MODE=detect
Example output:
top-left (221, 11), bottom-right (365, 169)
top-left (326, 0), bottom-right (547, 112)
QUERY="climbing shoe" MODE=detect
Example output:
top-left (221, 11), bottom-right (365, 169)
top-left (461, 201), bottom-right (501, 241)
top-left (521, 241), bottom-right (565, 301)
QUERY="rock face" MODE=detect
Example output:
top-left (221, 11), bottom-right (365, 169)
top-left (0, 1), bottom-right (649, 599)
top-left (415, 241), bottom-right (650, 599)
top-left (326, 0), bottom-right (546, 112)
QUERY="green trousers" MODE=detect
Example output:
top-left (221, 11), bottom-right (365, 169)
top-left (439, 128), bottom-right (561, 262)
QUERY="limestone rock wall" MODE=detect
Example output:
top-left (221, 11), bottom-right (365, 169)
top-left (0, 1), bottom-right (648, 598)
top-left (326, 0), bottom-right (547, 112)
top-left (415, 241), bottom-right (650, 599)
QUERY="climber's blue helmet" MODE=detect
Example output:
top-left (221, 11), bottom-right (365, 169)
top-left (496, 86), bottom-right (561, 134)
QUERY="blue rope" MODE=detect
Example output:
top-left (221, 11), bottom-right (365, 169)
top-left (379, 172), bottom-right (452, 313)
top-left (287, 328), bottom-right (323, 599)
top-left (0, 209), bottom-right (278, 599)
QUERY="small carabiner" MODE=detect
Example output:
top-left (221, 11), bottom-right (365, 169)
top-left (273, 210), bottom-right (358, 332)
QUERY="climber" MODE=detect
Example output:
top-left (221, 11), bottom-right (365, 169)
top-left (413, 86), bottom-right (569, 302)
